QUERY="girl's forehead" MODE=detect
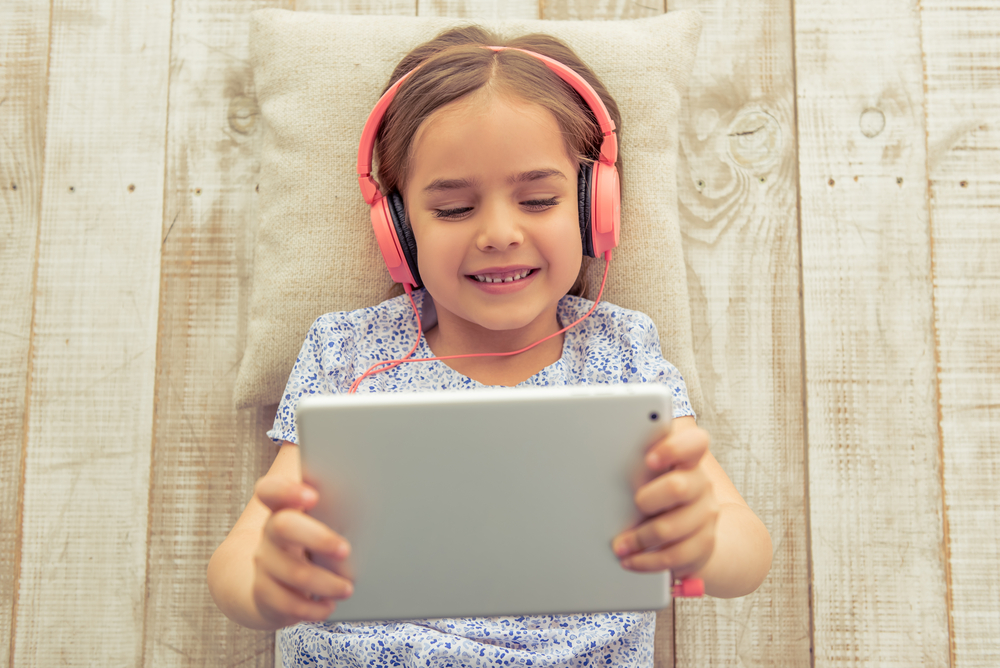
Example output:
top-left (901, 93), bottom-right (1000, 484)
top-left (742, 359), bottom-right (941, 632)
top-left (409, 91), bottom-right (576, 170)
top-left (420, 89), bottom-right (552, 132)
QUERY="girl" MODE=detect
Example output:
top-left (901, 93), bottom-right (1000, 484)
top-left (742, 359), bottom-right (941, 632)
top-left (208, 24), bottom-right (772, 667)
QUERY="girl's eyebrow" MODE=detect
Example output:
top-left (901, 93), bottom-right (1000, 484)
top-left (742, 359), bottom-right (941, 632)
top-left (508, 169), bottom-right (567, 185)
top-left (423, 177), bottom-right (478, 193)
top-left (422, 169), bottom-right (567, 194)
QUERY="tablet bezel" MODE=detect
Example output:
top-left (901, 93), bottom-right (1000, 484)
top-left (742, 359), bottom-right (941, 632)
top-left (296, 383), bottom-right (675, 621)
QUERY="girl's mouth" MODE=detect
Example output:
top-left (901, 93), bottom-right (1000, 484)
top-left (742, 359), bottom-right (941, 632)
top-left (467, 268), bottom-right (536, 284)
top-left (465, 268), bottom-right (538, 293)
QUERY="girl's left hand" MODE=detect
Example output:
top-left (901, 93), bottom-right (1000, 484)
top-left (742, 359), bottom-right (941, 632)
top-left (611, 418), bottom-right (720, 579)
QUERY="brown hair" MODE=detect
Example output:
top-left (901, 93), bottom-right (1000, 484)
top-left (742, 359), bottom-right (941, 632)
top-left (377, 25), bottom-right (623, 302)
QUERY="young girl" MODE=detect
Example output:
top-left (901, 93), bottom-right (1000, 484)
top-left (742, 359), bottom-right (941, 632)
top-left (208, 25), bottom-right (772, 667)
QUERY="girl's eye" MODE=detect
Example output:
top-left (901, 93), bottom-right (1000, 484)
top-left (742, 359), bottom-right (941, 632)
top-left (432, 207), bottom-right (473, 219)
top-left (432, 197), bottom-right (559, 219)
top-left (523, 197), bottom-right (560, 210)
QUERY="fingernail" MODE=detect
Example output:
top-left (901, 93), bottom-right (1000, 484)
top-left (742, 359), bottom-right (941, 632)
top-left (300, 488), bottom-right (317, 505)
top-left (335, 541), bottom-right (350, 559)
top-left (646, 452), bottom-right (661, 469)
top-left (613, 538), bottom-right (630, 557)
top-left (343, 582), bottom-right (354, 597)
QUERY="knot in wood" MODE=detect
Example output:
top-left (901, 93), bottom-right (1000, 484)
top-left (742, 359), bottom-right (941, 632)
top-left (860, 108), bottom-right (885, 138)
top-left (727, 109), bottom-right (780, 171)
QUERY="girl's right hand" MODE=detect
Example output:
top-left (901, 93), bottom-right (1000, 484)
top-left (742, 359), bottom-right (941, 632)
top-left (251, 474), bottom-right (354, 628)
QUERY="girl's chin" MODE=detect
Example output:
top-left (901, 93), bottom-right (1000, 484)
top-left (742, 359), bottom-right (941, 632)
top-left (457, 307), bottom-right (559, 341)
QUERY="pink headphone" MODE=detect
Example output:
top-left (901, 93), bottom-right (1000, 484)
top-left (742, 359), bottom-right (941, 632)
top-left (356, 46), bottom-right (621, 289)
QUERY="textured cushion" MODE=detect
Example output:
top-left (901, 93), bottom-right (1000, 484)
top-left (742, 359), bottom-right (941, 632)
top-left (237, 8), bottom-right (704, 414)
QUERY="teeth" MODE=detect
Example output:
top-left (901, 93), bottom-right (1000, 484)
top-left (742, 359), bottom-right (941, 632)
top-left (473, 269), bottom-right (532, 283)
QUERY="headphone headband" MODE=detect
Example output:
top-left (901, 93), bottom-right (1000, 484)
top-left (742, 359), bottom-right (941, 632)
top-left (357, 46), bottom-right (618, 205)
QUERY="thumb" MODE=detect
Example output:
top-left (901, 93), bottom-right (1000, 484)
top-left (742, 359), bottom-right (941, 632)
top-left (254, 474), bottom-right (318, 513)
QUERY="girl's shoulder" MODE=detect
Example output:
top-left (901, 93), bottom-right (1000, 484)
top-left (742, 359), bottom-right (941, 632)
top-left (307, 291), bottom-right (420, 340)
top-left (558, 294), bottom-right (660, 340)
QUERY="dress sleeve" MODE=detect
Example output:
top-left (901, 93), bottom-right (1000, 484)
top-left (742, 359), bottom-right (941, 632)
top-left (619, 310), bottom-right (696, 420)
top-left (267, 313), bottom-right (356, 445)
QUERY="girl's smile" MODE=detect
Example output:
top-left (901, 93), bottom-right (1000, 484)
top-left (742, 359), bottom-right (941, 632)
top-left (403, 90), bottom-right (583, 356)
top-left (467, 266), bottom-right (538, 293)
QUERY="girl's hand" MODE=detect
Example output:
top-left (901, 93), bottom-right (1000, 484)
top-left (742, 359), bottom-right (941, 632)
top-left (251, 474), bottom-right (354, 628)
top-left (611, 419), bottom-right (720, 579)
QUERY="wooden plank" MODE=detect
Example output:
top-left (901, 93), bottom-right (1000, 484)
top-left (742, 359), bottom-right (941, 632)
top-left (294, 0), bottom-right (415, 13)
top-left (10, 0), bottom-right (171, 664)
top-left (667, 0), bottom-right (810, 666)
top-left (921, 2), bottom-right (1000, 666)
top-left (794, 1), bottom-right (950, 665)
top-left (144, 2), bottom-right (292, 665)
top-left (148, 2), bottom-right (432, 666)
top-left (418, 0), bottom-right (539, 18)
top-left (542, 0), bottom-right (662, 20)
top-left (0, 3), bottom-right (49, 667)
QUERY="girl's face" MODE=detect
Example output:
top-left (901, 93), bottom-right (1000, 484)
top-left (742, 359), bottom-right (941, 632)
top-left (403, 91), bottom-right (583, 344)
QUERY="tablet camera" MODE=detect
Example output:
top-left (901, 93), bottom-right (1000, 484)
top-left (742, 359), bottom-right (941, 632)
top-left (649, 412), bottom-right (659, 421)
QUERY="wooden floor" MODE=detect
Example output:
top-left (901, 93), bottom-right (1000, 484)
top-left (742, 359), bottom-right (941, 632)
top-left (1, 0), bottom-right (998, 666)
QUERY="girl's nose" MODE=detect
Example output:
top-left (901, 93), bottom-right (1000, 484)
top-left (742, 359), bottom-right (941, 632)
top-left (475, 200), bottom-right (524, 251)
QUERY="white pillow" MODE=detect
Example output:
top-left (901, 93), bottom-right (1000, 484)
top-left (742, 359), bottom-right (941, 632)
top-left (236, 8), bottom-right (704, 414)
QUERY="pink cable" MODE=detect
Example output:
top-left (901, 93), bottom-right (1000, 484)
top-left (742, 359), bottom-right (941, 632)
top-left (348, 251), bottom-right (612, 394)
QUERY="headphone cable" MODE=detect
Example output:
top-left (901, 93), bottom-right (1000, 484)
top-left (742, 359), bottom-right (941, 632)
top-left (348, 250), bottom-right (611, 394)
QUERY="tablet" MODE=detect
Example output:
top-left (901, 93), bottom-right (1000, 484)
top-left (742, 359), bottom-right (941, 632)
top-left (296, 383), bottom-right (674, 622)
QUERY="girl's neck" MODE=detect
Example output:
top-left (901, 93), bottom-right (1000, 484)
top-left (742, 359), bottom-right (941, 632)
top-left (421, 294), bottom-right (566, 386)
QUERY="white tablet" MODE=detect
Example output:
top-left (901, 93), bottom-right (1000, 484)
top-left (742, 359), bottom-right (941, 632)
top-left (296, 383), bottom-right (674, 622)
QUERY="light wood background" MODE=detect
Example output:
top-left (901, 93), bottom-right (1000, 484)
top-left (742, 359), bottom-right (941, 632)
top-left (1, 0), bottom-right (997, 666)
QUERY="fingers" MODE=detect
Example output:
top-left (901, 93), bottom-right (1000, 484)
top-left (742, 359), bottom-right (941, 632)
top-left (619, 520), bottom-right (716, 579)
top-left (253, 566), bottom-right (340, 627)
top-left (265, 508), bottom-right (351, 560)
top-left (254, 507), bottom-right (354, 628)
top-left (645, 423), bottom-right (710, 473)
top-left (256, 534), bottom-right (354, 601)
top-left (633, 465), bottom-right (709, 517)
top-left (613, 491), bottom-right (718, 559)
top-left (255, 475), bottom-right (318, 514)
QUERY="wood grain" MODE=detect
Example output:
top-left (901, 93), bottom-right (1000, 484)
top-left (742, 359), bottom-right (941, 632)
top-left (11, 0), bottom-right (171, 663)
top-left (0, 4), bottom-right (49, 667)
top-left (418, 0), bottom-right (540, 18)
top-left (542, 0), bottom-right (663, 20)
top-left (794, 1), bottom-right (949, 665)
top-left (294, 0), bottom-right (416, 13)
top-left (669, 0), bottom-right (810, 665)
top-left (921, 2), bottom-right (1000, 665)
top-left (144, 1), bottom-right (295, 665)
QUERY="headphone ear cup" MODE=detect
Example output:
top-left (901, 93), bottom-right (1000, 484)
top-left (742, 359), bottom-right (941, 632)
top-left (589, 160), bottom-right (621, 259)
top-left (387, 191), bottom-right (423, 289)
top-left (577, 161), bottom-right (595, 258)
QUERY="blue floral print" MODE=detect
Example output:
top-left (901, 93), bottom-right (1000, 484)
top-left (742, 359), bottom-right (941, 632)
top-left (268, 289), bottom-right (694, 667)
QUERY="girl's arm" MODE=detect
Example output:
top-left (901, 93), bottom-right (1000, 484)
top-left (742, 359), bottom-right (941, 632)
top-left (613, 416), bottom-right (773, 599)
top-left (685, 441), bottom-right (773, 598)
top-left (207, 442), bottom-right (354, 630)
